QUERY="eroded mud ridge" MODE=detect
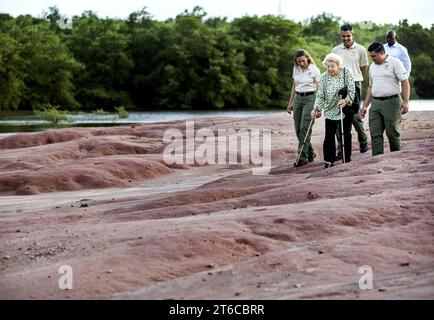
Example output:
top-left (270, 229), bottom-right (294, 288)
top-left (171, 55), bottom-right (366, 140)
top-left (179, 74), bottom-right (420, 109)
top-left (0, 112), bottom-right (433, 299)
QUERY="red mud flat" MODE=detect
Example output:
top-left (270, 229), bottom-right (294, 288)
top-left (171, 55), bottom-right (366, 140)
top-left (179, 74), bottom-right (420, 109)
top-left (0, 112), bottom-right (433, 299)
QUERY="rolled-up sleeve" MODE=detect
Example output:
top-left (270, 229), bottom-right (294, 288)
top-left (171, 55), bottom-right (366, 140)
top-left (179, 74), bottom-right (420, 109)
top-left (314, 74), bottom-right (326, 111)
top-left (360, 46), bottom-right (369, 68)
top-left (313, 66), bottom-right (321, 83)
top-left (394, 59), bottom-right (409, 81)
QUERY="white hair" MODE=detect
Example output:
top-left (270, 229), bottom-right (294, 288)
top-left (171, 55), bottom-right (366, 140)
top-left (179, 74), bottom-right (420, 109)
top-left (322, 53), bottom-right (344, 69)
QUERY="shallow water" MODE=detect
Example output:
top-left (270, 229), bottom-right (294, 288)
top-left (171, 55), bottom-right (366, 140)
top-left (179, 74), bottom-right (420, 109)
top-left (0, 110), bottom-right (282, 135)
top-left (0, 100), bottom-right (432, 136)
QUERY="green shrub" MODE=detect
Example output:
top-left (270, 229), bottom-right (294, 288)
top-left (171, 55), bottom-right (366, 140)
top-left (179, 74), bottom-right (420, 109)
top-left (93, 108), bottom-right (108, 115)
top-left (115, 106), bottom-right (129, 119)
top-left (33, 103), bottom-right (72, 124)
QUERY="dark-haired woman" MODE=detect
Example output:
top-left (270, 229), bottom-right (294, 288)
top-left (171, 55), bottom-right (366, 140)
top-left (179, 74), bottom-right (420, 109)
top-left (287, 49), bottom-right (321, 167)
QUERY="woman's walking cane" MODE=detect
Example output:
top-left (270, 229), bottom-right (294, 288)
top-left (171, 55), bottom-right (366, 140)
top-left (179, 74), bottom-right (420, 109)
top-left (294, 116), bottom-right (315, 167)
top-left (340, 97), bottom-right (346, 164)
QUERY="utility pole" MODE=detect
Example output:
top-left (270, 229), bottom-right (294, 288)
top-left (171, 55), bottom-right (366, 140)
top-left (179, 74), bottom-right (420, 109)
top-left (277, 0), bottom-right (283, 17)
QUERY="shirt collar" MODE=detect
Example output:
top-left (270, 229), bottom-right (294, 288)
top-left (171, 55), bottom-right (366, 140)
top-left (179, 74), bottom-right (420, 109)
top-left (341, 41), bottom-right (357, 49)
top-left (378, 55), bottom-right (391, 65)
top-left (297, 63), bottom-right (314, 72)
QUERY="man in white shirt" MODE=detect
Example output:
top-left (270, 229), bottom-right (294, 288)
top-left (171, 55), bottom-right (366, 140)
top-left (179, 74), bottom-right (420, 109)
top-left (385, 30), bottom-right (412, 75)
top-left (333, 24), bottom-right (369, 157)
top-left (360, 42), bottom-right (410, 156)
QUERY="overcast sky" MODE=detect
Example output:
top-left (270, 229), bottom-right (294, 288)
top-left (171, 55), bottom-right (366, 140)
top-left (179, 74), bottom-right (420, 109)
top-left (1, 0), bottom-right (433, 27)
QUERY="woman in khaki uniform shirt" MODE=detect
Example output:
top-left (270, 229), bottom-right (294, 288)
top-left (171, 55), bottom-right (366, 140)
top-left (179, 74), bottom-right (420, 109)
top-left (287, 49), bottom-right (321, 167)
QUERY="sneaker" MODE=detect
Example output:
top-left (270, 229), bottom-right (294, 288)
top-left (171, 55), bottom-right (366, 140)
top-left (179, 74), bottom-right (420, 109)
top-left (308, 153), bottom-right (316, 163)
top-left (323, 162), bottom-right (334, 170)
top-left (360, 142), bottom-right (368, 153)
top-left (335, 152), bottom-right (342, 161)
top-left (294, 160), bottom-right (309, 167)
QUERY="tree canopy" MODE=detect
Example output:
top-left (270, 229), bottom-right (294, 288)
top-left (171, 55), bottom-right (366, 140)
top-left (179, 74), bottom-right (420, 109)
top-left (0, 7), bottom-right (432, 111)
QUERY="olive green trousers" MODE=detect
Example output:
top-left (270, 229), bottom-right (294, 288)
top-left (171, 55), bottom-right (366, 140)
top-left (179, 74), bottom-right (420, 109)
top-left (368, 95), bottom-right (402, 156)
top-left (293, 94), bottom-right (315, 162)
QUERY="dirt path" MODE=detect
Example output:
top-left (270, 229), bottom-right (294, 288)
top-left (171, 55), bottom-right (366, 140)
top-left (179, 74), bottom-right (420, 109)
top-left (0, 112), bottom-right (433, 299)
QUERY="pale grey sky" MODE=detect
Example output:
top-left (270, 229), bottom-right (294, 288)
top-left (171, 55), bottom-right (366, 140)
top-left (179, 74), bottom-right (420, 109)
top-left (1, 0), bottom-right (433, 27)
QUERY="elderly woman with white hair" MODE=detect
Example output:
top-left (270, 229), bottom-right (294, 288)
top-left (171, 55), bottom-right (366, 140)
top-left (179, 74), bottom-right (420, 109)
top-left (311, 53), bottom-right (356, 169)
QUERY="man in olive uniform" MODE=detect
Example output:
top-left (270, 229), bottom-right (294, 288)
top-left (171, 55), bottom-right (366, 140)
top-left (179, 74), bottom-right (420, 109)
top-left (333, 24), bottom-right (369, 157)
top-left (360, 42), bottom-right (410, 155)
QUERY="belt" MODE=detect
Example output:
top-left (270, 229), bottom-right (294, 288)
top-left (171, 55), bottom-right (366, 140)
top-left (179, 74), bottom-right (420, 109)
top-left (373, 94), bottom-right (399, 101)
top-left (296, 91), bottom-right (315, 97)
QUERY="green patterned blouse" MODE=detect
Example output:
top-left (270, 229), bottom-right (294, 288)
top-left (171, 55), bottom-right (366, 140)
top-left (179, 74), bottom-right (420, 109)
top-left (313, 68), bottom-right (355, 120)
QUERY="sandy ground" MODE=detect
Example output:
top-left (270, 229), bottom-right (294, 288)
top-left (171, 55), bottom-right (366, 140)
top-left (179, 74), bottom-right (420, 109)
top-left (0, 111), bottom-right (433, 299)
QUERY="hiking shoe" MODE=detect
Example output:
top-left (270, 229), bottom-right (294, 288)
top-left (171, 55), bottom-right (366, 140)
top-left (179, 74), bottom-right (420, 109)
top-left (360, 142), bottom-right (368, 153)
top-left (323, 162), bottom-right (334, 170)
top-left (308, 153), bottom-right (316, 163)
top-left (294, 160), bottom-right (309, 167)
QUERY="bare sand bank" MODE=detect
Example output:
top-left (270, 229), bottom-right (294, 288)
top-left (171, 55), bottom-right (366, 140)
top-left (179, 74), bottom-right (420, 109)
top-left (0, 111), bottom-right (433, 299)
